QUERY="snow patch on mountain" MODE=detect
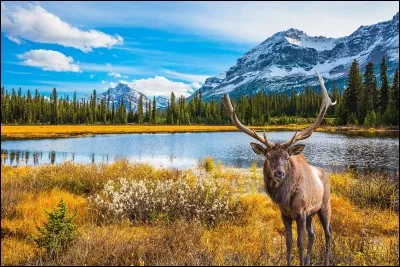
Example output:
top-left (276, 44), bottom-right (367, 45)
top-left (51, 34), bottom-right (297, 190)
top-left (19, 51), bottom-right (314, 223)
top-left (284, 35), bottom-right (337, 51)
top-left (98, 83), bottom-right (169, 111)
top-left (285, 36), bottom-right (301, 46)
top-left (194, 12), bottom-right (399, 101)
top-left (155, 96), bottom-right (170, 109)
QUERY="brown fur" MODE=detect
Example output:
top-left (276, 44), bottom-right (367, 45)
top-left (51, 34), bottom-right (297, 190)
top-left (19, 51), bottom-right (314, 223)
top-left (223, 72), bottom-right (335, 266)
top-left (252, 143), bottom-right (331, 266)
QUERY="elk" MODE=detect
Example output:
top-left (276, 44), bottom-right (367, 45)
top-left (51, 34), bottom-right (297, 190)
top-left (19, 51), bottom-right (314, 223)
top-left (222, 72), bottom-right (336, 266)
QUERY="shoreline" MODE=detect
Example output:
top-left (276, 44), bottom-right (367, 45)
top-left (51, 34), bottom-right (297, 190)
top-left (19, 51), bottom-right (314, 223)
top-left (1, 124), bottom-right (398, 140)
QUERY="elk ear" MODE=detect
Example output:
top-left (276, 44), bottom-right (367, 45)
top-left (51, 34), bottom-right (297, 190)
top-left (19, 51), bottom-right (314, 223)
top-left (250, 142), bottom-right (265, 155)
top-left (288, 144), bottom-right (305, 155)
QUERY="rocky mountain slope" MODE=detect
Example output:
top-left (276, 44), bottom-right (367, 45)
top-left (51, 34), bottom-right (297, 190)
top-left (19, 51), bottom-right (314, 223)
top-left (98, 83), bottom-right (169, 111)
top-left (196, 12), bottom-right (399, 101)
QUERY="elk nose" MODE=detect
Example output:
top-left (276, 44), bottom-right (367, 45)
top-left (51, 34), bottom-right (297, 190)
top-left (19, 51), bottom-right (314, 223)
top-left (274, 170), bottom-right (285, 179)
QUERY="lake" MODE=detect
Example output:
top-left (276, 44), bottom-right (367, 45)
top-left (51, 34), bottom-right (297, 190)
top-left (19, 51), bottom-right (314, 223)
top-left (1, 131), bottom-right (399, 172)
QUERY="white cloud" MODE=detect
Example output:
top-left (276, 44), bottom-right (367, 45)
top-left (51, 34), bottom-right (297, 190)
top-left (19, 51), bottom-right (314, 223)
top-left (6, 70), bottom-right (32, 75)
top-left (1, 3), bottom-right (123, 52)
top-left (108, 71), bottom-right (129, 78)
top-left (80, 62), bottom-right (145, 75)
top-left (108, 71), bottom-right (122, 78)
top-left (38, 1), bottom-right (399, 43)
top-left (162, 69), bottom-right (209, 84)
top-left (109, 81), bottom-right (119, 88)
top-left (109, 76), bottom-right (198, 97)
top-left (18, 49), bottom-right (80, 72)
top-left (101, 80), bottom-right (107, 84)
top-left (6, 35), bottom-right (22, 44)
top-left (22, 80), bottom-right (107, 93)
top-left (89, 74), bottom-right (96, 79)
top-left (191, 82), bottom-right (201, 90)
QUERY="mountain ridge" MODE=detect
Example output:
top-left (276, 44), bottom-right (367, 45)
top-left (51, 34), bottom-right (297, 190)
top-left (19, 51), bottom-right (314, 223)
top-left (98, 83), bottom-right (170, 111)
top-left (194, 12), bottom-right (399, 101)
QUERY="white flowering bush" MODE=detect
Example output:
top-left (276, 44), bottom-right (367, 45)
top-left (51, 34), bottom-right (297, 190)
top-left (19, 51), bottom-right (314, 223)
top-left (89, 175), bottom-right (241, 226)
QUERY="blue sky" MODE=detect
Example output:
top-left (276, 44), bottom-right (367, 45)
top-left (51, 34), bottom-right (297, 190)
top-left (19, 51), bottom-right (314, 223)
top-left (1, 1), bottom-right (398, 98)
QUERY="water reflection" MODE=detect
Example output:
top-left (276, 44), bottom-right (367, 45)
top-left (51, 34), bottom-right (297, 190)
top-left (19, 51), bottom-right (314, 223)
top-left (1, 131), bottom-right (398, 172)
top-left (1, 149), bottom-right (198, 169)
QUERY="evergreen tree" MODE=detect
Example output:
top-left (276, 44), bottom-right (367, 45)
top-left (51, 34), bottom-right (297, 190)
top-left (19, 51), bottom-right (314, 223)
top-left (144, 101), bottom-right (149, 123)
top-left (127, 100), bottom-right (134, 123)
top-left (363, 62), bottom-right (376, 116)
top-left (385, 68), bottom-right (399, 125)
top-left (152, 96), bottom-right (156, 124)
top-left (330, 83), bottom-right (339, 116)
top-left (26, 89), bottom-right (32, 124)
top-left (170, 92), bottom-right (176, 124)
top-left (379, 56), bottom-right (389, 114)
top-left (50, 88), bottom-right (58, 124)
top-left (137, 95), bottom-right (143, 124)
top-left (197, 90), bottom-right (202, 117)
top-left (111, 101), bottom-right (115, 123)
top-left (392, 69), bottom-right (399, 114)
top-left (72, 91), bottom-right (77, 124)
top-left (343, 59), bottom-right (362, 124)
top-left (91, 89), bottom-right (97, 122)
top-left (372, 76), bottom-right (379, 113)
top-left (1, 64), bottom-right (397, 127)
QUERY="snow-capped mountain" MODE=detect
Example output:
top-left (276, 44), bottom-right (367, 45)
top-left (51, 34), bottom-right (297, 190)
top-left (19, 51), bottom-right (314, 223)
top-left (155, 96), bottom-right (170, 109)
top-left (99, 83), bottom-right (169, 111)
top-left (196, 12), bottom-right (399, 101)
top-left (99, 83), bottom-right (148, 112)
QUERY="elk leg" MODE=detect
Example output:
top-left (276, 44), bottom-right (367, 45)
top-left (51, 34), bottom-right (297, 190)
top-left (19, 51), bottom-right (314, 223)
top-left (318, 207), bottom-right (331, 266)
top-left (282, 215), bottom-right (293, 266)
top-left (305, 216), bottom-right (315, 266)
top-left (296, 215), bottom-right (307, 266)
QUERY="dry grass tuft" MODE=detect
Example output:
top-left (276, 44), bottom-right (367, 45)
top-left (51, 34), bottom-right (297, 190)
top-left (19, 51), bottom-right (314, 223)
top-left (330, 171), bottom-right (399, 211)
top-left (2, 189), bottom-right (88, 239)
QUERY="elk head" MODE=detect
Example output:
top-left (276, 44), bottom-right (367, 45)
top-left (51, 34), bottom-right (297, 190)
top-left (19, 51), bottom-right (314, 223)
top-left (222, 71), bottom-right (336, 181)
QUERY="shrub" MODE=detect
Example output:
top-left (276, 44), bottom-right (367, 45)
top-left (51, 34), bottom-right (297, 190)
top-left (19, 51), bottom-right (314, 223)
top-left (324, 117), bottom-right (337, 126)
top-left (347, 112), bottom-right (359, 125)
top-left (276, 115), bottom-right (290, 125)
top-left (1, 189), bottom-right (87, 238)
top-left (214, 161), bottom-right (223, 178)
top-left (369, 110), bottom-right (377, 127)
top-left (363, 110), bottom-right (377, 127)
top-left (201, 156), bottom-right (215, 173)
top-left (32, 199), bottom-right (77, 258)
top-left (89, 177), bottom-right (241, 226)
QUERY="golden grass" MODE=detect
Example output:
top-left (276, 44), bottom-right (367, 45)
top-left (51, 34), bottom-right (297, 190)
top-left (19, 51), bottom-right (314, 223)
top-left (2, 124), bottom-right (397, 140)
top-left (2, 189), bottom-right (88, 238)
top-left (1, 160), bottom-right (398, 266)
top-left (0, 125), bottom-right (263, 139)
top-left (330, 171), bottom-right (398, 211)
top-left (1, 237), bottom-right (38, 266)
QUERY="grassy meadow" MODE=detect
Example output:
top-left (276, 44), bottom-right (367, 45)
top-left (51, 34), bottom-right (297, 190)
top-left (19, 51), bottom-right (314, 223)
top-left (1, 159), bottom-right (399, 266)
top-left (1, 124), bottom-right (398, 140)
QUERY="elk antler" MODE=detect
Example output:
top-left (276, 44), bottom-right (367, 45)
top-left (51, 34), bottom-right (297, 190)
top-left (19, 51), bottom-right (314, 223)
top-left (282, 71), bottom-right (336, 147)
top-left (222, 93), bottom-right (274, 148)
